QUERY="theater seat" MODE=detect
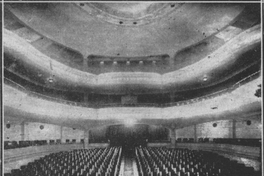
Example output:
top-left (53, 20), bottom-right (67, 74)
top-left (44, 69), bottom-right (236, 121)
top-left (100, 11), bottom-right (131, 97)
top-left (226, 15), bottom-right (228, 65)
top-left (135, 147), bottom-right (260, 176)
top-left (5, 147), bottom-right (122, 176)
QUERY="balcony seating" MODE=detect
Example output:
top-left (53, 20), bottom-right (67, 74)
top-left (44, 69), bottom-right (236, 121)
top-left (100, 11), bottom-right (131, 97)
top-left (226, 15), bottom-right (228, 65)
top-left (212, 138), bottom-right (261, 147)
top-left (4, 140), bottom-right (48, 149)
top-left (176, 138), bottom-right (261, 147)
top-left (135, 147), bottom-right (260, 176)
top-left (5, 147), bottom-right (122, 176)
top-left (4, 139), bottom-right (79, 150)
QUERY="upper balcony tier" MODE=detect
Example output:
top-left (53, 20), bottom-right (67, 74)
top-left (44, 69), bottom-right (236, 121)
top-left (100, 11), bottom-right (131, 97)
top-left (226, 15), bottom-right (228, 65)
top-left (4, 3), bottom-right (261, 94)
top-left (4, 24), bottom-right (261, 94)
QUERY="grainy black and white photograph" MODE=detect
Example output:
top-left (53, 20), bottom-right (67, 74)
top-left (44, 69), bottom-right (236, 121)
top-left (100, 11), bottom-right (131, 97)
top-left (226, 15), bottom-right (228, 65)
top-left (2, 2), bottom-right (262, 176)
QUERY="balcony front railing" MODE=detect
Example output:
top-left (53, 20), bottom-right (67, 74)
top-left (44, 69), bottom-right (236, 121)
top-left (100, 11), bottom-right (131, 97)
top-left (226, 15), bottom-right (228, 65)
top-left (4, 70), bottom-right (260, 108)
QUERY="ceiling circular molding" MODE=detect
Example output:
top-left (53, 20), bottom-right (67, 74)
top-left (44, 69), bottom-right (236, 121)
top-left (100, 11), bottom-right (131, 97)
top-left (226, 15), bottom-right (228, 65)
top-left (77, 3), bottom-right (183, 26)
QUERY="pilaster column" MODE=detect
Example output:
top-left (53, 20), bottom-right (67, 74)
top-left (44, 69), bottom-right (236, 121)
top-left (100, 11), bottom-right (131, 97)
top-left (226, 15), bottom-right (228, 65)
top-left (60, 126), bottom-right (63, 143)
top-left (108, 95), bottom-right (114, 104)
top-left (84, 93), bottom-right (89, 103)
top-left (232, 120), bottom-right (236, 139)
top-left (83, 58), bottom-right (88, 71)
top-left (21, 121), bottom-right (25, 141)
top-left (170, 128), bottom-right (176, 147)
top-left (194, 124), bottom-right (197, 142)
top-left (170, 92), bottom-right (175, 103)
top-left (170, 58), bottom-right (175, 69)
top-left (84, 130), bottom-right (89, 149)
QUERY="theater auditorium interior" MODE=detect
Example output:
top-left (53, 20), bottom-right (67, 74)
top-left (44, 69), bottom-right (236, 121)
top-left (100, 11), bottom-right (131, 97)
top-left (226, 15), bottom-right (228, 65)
top-left (3, 2), bottom-right (262, 176)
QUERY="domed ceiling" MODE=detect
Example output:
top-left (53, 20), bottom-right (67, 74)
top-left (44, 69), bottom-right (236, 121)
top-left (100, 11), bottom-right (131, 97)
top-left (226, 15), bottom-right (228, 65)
top-left (6, 3), bottom-right (249, 57)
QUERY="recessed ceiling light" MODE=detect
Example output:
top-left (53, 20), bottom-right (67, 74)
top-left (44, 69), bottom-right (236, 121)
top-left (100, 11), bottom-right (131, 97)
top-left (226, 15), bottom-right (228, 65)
top-left (113, 61), bottom-right (117, 65)
top-left (100, 61), bottom-right (104, 65)
top-left (126, 61), bottom-right (130, 65)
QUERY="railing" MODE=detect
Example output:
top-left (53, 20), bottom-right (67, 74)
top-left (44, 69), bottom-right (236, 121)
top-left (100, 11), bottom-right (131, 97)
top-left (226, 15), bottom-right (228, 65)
top-left (176, 138), bottom-right (261, 147)
top-left (4, 140), bottom-right (83, 150)
top-left (164, 71), bottom-right (260, 107)
top-left (4, 71), bottom-right (260, 108)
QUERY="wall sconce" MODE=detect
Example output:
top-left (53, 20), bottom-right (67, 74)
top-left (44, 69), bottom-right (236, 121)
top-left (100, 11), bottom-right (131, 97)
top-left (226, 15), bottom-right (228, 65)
top-left (6, 124), bottom-right (11, 128)
top-left (40, 125), bottom-right (44, 130)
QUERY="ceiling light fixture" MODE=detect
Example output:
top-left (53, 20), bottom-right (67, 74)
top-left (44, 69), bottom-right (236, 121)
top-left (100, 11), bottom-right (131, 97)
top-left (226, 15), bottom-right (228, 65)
top-left (113, 61), bottom-right (117, 65)
top-left (126, 61), bottom-right (130, 65)
top-left (47, 77), bottom-right (54, 83)
top-left (124, 118), bottom-right (136, 127)
top-left (139, 61), bottom-right (143, 65)
top-left (203, 75), bottom-right (208, 81)
top-left (100, 61), bottom-right (104, 65)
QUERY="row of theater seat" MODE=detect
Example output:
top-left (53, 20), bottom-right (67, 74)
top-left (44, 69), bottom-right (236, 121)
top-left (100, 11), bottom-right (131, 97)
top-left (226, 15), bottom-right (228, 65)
top-left (5, 147), bottom-right (122, 176)
top-left (135, 147), bottom-right (261, 176)
top-left (4, 140), bottom-right (48, 150)
top-left (4, 139), bottom-right (109, 150)
top-left (212, 138), bottom-right (261, 147)
top-left (5, 146), bottom-right (261, 176)
top-left (4, 139), bottom-right (84, 150)
top-left (176, 138), bottom-right (261, 147)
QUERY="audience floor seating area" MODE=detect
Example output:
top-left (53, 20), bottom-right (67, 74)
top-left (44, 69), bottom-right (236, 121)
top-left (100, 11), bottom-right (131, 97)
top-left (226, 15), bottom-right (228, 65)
top-left (4, 147), bottom-right (261, 176)
top-left (135, 147), bottom-right (261, 176)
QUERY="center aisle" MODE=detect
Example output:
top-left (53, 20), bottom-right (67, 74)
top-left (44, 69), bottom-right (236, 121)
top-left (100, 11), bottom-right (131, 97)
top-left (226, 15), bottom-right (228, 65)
top-left (122, 148), bottom-right (139, 176)
top-left (124, 155), bottom-right (134, 176)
